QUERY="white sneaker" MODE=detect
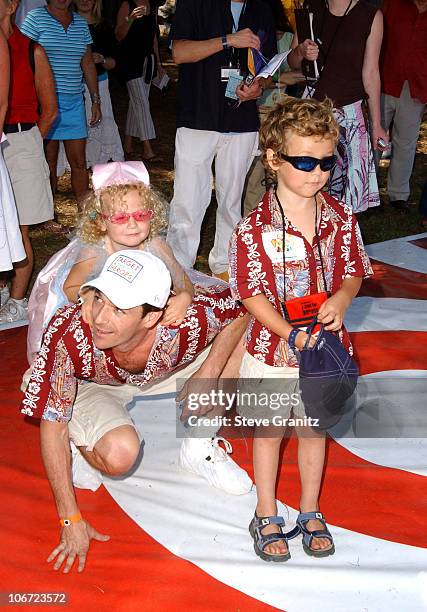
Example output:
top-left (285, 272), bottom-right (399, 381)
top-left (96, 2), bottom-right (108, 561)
top-left (179, 437), bottom-right (253, 495)
top-left (70, 442), bottom-right (103, 491)
top-left (0, 297), bottom-right (28, 324)
top-left (0, 285), bottom-right (9, 307)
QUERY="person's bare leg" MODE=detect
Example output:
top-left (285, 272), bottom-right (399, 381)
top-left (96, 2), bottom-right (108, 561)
top-left (10, 226), bottom-right (33, 300)
top-left (254, 428), bottom-right (289, 555)
top-left (44, 139), bottom-right (60, 196)
top-left (64, 138), bottom-right (89, 206)
top-left (142, 139), bottom-right (155, 159)
top-left (124, 135), bottom-right (133, 154)
top-left (78, 425), bottom-right (140, 476)
top-left (296, 428), bottom-right (331, 550)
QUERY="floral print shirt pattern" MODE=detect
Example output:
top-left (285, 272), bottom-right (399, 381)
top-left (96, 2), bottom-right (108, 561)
top-left (21, 286), bottom-right (244, 422)
top-left (229, 189), bottom-right (373, 367)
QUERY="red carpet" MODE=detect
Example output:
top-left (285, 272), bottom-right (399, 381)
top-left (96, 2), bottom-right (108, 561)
top-left (1, 250), bottom-right (426, 609)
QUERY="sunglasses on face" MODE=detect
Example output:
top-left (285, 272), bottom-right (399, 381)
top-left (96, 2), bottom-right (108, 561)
top-left (101, 209), bottom-right (154, 224)
top-left (276, 153), bottom-right (337, 172)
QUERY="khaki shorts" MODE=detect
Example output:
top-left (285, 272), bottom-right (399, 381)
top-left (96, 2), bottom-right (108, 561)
top-left (2, 126), bottom-right (53, 225)
top-left (66, 346), bottom-right (211, 450)
top-left (237, 351), bottom-right (306, 423)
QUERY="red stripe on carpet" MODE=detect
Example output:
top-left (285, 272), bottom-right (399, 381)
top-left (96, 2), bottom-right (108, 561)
top-left (359, 259), bottom-right (427, 299)
top-left (408, 237), bottom-right (427, 250)
top-left (227, 432), bottom-right (427, 549)
top-left (0, 326), bottom-right (278, 611)
top-left (351, 330), bottom-right (427, 375)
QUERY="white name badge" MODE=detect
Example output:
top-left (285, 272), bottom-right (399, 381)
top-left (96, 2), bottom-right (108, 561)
top-left (262, 231), bottom-right (306, 263)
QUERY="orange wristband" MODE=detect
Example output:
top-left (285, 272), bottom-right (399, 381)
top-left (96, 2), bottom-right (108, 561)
top-left (60, 512), bottom-right (82, 527)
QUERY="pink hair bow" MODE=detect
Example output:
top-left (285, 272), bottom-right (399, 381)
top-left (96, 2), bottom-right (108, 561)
top-left (92, 161), bottom-right (150, 193)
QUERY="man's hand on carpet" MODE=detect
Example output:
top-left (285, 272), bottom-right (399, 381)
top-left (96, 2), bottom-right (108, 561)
top-left (47, 520), bottom-right (110, 573)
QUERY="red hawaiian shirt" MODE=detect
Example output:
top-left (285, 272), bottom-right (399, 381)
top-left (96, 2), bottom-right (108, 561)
top-left (21, 286), bottom-right (244, 422)
top-left (229, 189), bottom-right (373, 367)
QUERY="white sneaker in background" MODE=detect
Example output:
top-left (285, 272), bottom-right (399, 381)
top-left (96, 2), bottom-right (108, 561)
top-left (0, 285), bottom-right (10, 308)
top-left (70, 441), bottom-right (103, 491)
top-left (179, 436), bottom-right (253, 495)
top-left (0, 297), bottom-right (28, 324)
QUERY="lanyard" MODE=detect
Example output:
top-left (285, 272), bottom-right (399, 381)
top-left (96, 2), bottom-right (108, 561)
top-left (274, 189), bottom-right (328, 302)
top-left (231, 0), bottom-right (248, 32)
top-left (304, 0), bottom-right (353, 96)
top-left (227, 0), bottom-right (248, 66)
top-left (318, 0), bottom-right (353, 70)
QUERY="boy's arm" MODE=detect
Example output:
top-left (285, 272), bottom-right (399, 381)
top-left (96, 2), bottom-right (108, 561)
top-left (243, 293), bottom-right (315, 351)
top-left (317, 277), bottom-right (362, 331)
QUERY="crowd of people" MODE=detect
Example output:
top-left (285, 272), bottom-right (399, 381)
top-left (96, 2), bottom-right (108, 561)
top-left (0, 0), bottom-right (425, 573)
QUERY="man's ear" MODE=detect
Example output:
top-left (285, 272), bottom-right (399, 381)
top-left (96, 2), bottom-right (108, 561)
top-left (141, 309), bottom-right (164, 329)
top-left (265, 148), bottom-right (280, 172)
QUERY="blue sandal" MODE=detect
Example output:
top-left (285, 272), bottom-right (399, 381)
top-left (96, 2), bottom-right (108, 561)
top-left (296, 511), bottom-right (335, 557)
top-left (249, 514), bottom-right (291, 562)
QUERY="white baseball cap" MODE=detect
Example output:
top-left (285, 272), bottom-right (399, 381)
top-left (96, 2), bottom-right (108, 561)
top-left (81, 250), bottom-right (171, 309)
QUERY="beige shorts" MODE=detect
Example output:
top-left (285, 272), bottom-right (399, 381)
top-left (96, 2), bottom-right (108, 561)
top-left (68, 382), bottom-right (138, 451)
top-left (2, 126), bottom-right (53, 225)
top-left (65, 346), bottom-right (211, 450)
top-left (237, 351), bottom-right (306, 423)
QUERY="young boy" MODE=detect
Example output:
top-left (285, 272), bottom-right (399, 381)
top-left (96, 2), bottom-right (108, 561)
top-left (229, 97), bottom-right (373, 562)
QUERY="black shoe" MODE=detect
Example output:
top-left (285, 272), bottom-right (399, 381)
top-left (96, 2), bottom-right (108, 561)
top-left (390, 200), bottom-right (410, 211)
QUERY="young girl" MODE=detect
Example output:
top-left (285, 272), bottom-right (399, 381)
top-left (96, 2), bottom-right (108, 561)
top-left (27, 161), bottom-right (193, 362)
top-left (229, 97), bottom-right (373, 561)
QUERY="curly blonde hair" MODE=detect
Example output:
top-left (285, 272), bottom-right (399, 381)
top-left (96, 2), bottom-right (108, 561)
top-left (259, 96), bottom-right (340, 183)
top-left (78, 182), bottom-right (168, 244)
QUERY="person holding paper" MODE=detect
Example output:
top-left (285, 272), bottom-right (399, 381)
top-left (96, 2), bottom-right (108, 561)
top-left (167, 0), bottom-right (276, 281)
top-left (288, 0), bottom-right (389, 214)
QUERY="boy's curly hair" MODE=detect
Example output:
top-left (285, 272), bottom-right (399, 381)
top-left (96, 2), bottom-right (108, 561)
top-left (78, 182), bottom-right (168, 244)
top-left (259, 96), bottom-right (340, 183)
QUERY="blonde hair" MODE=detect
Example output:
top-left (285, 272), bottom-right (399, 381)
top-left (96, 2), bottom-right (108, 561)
top-left (259, 96), bottom-right (340, 182)
top-left (78, 182), bottom-right (168, 244)
top-left (73, 0), bottom-right (103, 24)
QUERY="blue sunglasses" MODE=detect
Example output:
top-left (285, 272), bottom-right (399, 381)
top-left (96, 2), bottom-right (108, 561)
top-left (276, 153), bottom-right (337, 172)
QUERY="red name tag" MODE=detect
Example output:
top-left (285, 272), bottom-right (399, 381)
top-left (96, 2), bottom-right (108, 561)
top-left (282, 292), bottom-right (328, 326)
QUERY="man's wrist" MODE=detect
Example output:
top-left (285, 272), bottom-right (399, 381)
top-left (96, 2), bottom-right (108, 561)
top-left (60, 512), bottom-right (82, 527)
top-left (91, 92), bottom-right (101, 104)
top-left (221, 34), bottom-right (229, 50)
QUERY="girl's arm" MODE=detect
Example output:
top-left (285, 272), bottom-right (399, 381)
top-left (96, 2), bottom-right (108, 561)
top-left (242, 293), bottom-right (315, 351)
top-left (362, 10), bottom-right (389, 150)
top-left (63, 257), bottom-right (98, 303)
top-left (0, 30), bottom-right (9, 133)
top-left (150, 238), bottom-right (194, 325)
top-left (150, 237), bottom-right (194, 298)
top-left (287, 32), bottom-right (319, 70)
